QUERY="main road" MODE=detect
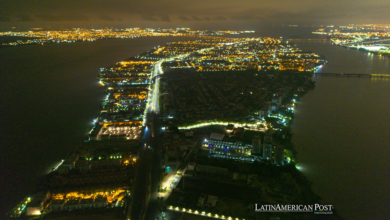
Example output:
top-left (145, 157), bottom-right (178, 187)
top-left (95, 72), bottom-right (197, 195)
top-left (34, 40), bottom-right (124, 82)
top-left (126, 59), bottom-right (165, 220)
top-left (128, 50), bottom-right (214, 220)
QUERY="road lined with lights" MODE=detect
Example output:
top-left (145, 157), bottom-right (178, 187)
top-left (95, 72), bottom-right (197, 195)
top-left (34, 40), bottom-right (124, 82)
top-left (130, 49), bottom-right (218, 220)
top-left (158, 139), bottom-right (202, 201)
top-left (127, 58), bottom-right (169, 220)
top-left (144, 58), bottom-right (177, 220)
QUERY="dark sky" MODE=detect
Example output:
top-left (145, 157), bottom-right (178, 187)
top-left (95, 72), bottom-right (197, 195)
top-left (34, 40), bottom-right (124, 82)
top-left (1, 0), bottom-right (389, 30)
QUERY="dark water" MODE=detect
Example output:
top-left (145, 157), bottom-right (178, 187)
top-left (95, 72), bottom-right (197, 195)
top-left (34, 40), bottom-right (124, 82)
top-left (0, 33), bottom-right (389, 219)
top-left (291, 41), bottom-right (390, 220)
top-left (0, 36), bottom-right (197, 216)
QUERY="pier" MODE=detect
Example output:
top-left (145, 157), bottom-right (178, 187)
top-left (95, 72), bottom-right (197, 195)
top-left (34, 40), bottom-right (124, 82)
top-left (313, 73), bottom-right (390, 78)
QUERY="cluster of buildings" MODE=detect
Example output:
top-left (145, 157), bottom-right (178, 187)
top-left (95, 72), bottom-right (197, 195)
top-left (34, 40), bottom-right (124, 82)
top-left (337, 24), bottom-right (390, 31)
top-left (194, 122), bottom-right (290, 166)
top-left (90, 38), bottom-right (238, 141)
top-left (149, 38), bottom-right (323, 219)
top-left (160, 38), bottom-right (325, 72)
top-left (159, 132), bottom-right (199, 192)
top-left (161, 126), bottom-right (315, 220)
top-left (312, 24), bottom-right (390, 35)
top-left (311, 24), bottom-right (390, 56)
top-left (8, 140), bottom-right (139, 218)
top-left (152, 38), bottom-right (321, 130)
top-left (328, 32), bottom-right (390, 56)
top-left (201, 132), bottom-right (285, 165)
top-left (159, 64), bottom-right (315, 127)
top-left (329, 32), bottom-right (390, 44)
top-left (89, 59), bottom-right (155, 141)
top-left (135, 38), bottom-right (238, 60)
top-left (0, 28), bottom-right (253, 46)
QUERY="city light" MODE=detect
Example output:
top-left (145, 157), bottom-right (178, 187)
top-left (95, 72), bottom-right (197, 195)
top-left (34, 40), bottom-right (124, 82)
top-left (168, 205), bottom-right (243, 220)
top-left (53, 159), bottom-right (65, 171)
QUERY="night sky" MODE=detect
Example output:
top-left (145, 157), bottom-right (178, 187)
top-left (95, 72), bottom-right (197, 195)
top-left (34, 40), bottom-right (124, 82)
top-left (1, 0), bottom-right (390, 30)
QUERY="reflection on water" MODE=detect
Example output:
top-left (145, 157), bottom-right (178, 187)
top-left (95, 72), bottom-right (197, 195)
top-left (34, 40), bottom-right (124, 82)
top-left (371, 76), bottom-right (390, 82)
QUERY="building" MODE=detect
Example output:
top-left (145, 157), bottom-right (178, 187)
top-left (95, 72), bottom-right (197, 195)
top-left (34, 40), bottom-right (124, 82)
top-left (165, 151), bottom-right (180, 174)
top-left (188, 162), bottom-right (196, 171)
top-left (252, 138), bottom-right (262, 155)
top-left (176, 28), bottom-right (190, 31)
top-left (263, 144), bottom-right (272, 159)
top-left (57, 165), bottom-right (70, 175)
top-left (272, 96), bottom-right (282, 107)
top-left (64, 199), bottom-right (80, 211)
top-left (50, 199), bottom-right (65, 211)
top-left (93, 196), bottom-right (108, 208)
top-left (203, 139), bottom-right (255, 162)
top-left (270, 104), bottom-right (277, 112)
top-left (79, 198), bottom-right (94, 209)
top-left (259, 108), bottom-right (267, 119)
top-left (226, 124), bottom-right (234, 132)
top-left (273, 145), bottom-right (285, 165)
top-left (209, 133), bottom-right (225, 140)
top-left (264, 133), bottom-right (273, 143)
top-left (76, 160), bottom-right (91, 173)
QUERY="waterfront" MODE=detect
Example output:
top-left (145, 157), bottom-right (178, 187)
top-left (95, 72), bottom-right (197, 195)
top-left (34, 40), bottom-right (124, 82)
top-left (295, 41), bottom-right (390, 74)
top-left (0, 34), bottom-right (389, 219)
top-left (291, 76), bottom-right (390, 220)
top-left (291, 41), bottom-right (390, 219)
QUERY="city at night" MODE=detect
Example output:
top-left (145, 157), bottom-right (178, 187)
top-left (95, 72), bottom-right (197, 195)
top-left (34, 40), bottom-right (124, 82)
top-left (0, 1), bottom-right (389, 220)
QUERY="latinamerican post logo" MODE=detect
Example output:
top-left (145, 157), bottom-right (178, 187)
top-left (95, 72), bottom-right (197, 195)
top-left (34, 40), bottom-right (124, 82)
top-left (255, 204), bottom-right (333, 214)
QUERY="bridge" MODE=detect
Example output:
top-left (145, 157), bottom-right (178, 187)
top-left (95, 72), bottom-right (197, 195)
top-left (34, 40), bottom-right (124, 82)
top-left (313, 73), bottom-right (390, 78)
top-left (286, 38), bottom-right (328, 42)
